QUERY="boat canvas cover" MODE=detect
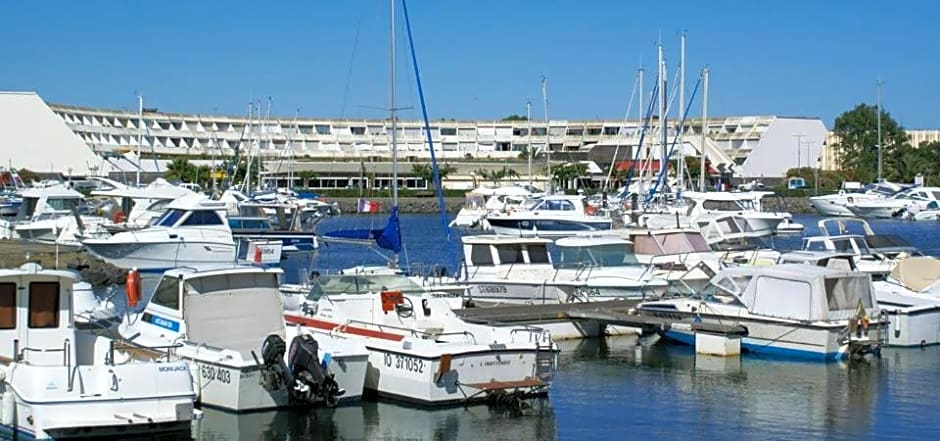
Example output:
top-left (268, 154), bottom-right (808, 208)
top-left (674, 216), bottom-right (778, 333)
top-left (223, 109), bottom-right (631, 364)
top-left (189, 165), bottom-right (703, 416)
top-left (890, 256), bottom-right (940, 292)
top-left (632, 232), bottom-right (710, 256)
top-left (182, 272), bottom-right (286, 358)
top-left (733, 265), bottom-right (875, 322)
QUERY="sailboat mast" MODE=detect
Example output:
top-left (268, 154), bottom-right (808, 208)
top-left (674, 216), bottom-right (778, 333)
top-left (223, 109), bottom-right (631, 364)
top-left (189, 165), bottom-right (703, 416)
top-left (658, 42), bottom-right (667, 182)
top-left (876, 79), bottom-right (883, 183)
top-left (678, 32), bottom-right (685, 191)
top-left (699, 67), bottom-right (709, 191)
top-left (136, 94), bottom-right (143, 187)
top-left (541, 77), bottom-right (551, 193)
top-left (390, 0), bottom-right (399, 206)
top-left (527, 100), bottom-right (532, 187)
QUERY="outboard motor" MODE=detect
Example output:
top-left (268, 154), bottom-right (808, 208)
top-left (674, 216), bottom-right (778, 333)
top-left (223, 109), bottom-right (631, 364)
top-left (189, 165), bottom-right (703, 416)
top-left (256, 333), bottom-right (343, 407)
top-left (287, 334), bottom-right (343, 407)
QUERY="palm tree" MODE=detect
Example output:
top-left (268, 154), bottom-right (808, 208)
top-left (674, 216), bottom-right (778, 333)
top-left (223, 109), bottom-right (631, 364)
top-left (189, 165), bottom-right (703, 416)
top-left (164, 158), bottom-right (195, 183)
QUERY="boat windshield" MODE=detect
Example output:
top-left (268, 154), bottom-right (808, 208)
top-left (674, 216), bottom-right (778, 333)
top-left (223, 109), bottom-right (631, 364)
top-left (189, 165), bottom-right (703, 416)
top-left (556, 244), bottom-right (640, 268)
top-left (155, 209), bottom-right (187, 227)
top-left (307, 274), bottom-right (427, 301)
top-left (633, 232), bottom-right (711, 256)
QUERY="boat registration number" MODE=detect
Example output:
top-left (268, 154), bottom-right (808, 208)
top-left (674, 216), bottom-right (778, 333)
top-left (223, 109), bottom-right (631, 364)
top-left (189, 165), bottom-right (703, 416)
top-left (384, 353), bottom-right (425, 374)
top-left (477, 285), bottom-right (507, 294)
top-left (200, 364), bottom-right (232, 384)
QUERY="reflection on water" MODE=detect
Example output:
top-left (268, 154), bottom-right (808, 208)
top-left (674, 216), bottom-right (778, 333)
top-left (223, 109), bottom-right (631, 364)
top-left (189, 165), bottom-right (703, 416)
top-left (196, 400), bottom-right (556, 441)
top-left (554, 336), bottom-right (940, 441)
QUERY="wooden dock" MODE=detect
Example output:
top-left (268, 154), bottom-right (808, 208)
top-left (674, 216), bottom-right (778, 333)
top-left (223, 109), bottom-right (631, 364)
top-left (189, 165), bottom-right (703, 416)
top-left (456, 299), bottom-right (747, 337)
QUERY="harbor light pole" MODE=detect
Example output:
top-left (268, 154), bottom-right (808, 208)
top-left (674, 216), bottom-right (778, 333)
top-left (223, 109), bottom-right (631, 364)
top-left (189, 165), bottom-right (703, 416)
top-left (792, 134), bottom-right (806, 175)
top-left (542, 76), bottom-right (551, 193)
top-left (527, 101), bottom-right (532, 187)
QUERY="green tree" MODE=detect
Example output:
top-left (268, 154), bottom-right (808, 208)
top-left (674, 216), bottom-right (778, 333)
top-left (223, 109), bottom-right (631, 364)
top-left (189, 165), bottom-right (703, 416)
top-left (832, 103), bottom-right (910, 182)
top-left (501, 114), bottom-right (528, 121)
top-left (297, 170), bottom-right (318, 188)
top-left (164, 158), bottom-right (196, 183)
top-left (550, 162), bottom-right (588, 191)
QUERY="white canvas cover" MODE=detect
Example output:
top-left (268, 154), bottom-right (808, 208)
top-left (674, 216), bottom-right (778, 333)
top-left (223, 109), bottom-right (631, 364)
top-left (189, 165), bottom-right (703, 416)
top-left (890, 256), bottom-right (940, 293)
top-left (183, 272), bottom-right (285, 358)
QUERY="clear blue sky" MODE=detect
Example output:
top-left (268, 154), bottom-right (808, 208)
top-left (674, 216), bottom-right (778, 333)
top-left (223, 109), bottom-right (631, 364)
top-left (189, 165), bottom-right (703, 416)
top-left (2, 1), bottom-right (937, 128)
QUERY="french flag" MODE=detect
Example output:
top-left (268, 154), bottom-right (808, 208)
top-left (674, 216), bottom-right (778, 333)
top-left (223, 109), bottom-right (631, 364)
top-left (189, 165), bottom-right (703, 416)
top-left (357, 198), bottom-right (381, 213)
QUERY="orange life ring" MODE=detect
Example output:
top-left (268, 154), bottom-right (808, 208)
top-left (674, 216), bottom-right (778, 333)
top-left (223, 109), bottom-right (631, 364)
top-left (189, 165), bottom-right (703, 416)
top-left (585, 205), bottom-right (597, 215)
top-left (112, 210), bottom-right (126, 224)
top-left (125, 269), bottom-right (142, 309)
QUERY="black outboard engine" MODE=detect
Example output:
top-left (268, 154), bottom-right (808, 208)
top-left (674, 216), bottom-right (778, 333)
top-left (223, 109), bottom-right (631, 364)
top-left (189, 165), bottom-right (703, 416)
top-left (255, 333), bottom-right (343, 407)
top-left (287, 334), bottom-right (343, 407)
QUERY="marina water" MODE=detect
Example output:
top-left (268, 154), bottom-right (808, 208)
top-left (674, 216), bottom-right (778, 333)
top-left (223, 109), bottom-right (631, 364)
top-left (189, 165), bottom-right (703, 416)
top-left (68, 215), bottom-right (940, 440)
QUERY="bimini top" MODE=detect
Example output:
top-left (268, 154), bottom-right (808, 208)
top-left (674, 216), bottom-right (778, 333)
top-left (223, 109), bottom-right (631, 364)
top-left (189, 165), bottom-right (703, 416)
top-left (19, 184), bottom-right (83, 199)
top-left (709, 263), bottom-right (875, 322)
top-left (91, 177), bottom-right (194, 200)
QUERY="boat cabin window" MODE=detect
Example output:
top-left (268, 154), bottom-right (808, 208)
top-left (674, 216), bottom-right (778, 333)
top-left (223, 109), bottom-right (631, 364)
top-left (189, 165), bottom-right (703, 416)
top-left (527, 244), bottom-right (550, 264)
top-left (145, 199), bottom-right (172, 213)
top-left (307, 274), bottom-right (427, 300)
top-left (151, 277), bottom-right (180, 310)
top-left (155, 209), bottom-right (186, 227)
top-left (496, 245), bottom-right (524, 264)
top-left (0, 283), bottom-right (15, 329)
top-left (824, 277), bottom-right (872, 312)
top-left (181, 210), bottom-right (224, 226)
top-left (23, 197), bottom-right (39, 217)
top-left (702, 200), bottom-right (745, 211)
top-left (557, 244), bottom-right (639, 268)
top-left (184, 272), bottom-right (278, 295)
top-left (228, 218), bottom-right (271, 230)
top-left (538, 199), bottom-right (576, 211)
top-left (469, 244), bottom-right (494, 265)
top-left (46, 197), bottom-right (81, 211)
top-left (28, 282), bottom-right (59, 329)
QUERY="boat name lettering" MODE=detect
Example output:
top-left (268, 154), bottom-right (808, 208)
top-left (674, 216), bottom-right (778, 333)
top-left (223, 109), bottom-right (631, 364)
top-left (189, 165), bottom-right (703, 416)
top-left (384, 353), bottom-right (425, 374)
top-left (477, 285), bottom-right (508, 294)
top-left (158, 365), bottom-right (188, 373)
top-left (483, 359), bottom-right (511, 367)
top-left (200, 364), bottom-right (232, 384)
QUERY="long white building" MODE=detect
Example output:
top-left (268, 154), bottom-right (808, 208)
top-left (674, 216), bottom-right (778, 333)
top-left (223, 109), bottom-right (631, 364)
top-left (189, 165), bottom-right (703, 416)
top-left (1, 91), bottom-right (828, 181)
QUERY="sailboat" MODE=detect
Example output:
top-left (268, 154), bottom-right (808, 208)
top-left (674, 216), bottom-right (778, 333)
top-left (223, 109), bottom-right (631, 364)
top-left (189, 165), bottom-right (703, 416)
top-left (283, 0), bottom-right (558, 406)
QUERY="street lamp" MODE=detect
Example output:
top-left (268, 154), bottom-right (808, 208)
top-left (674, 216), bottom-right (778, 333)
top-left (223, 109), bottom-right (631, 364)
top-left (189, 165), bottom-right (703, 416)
top-left (792, 134), bottom-right (806, 175)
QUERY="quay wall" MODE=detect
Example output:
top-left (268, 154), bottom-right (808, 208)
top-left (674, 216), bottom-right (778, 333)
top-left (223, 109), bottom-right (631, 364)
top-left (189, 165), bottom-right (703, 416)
top-left (330, 197), bottom-right (816, 214)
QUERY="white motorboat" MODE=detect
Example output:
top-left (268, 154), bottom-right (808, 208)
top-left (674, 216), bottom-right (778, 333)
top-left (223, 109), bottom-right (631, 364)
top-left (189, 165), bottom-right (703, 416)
top-left (3, 184), bottom-right (108, 246)
top-left (633, 192), bottom-right (785, 238)
top-left (484, 194), bottom-right (612, 237)
top-left (81, 195), bottom-right (237, 272)
top-left (802, 217), bottom-right (920, 276)
top-left (845, 186), bottom-right (940, 219)
top-left (628, 228), bottom-right (723, 293)
top-left (871, 256), bottom-right (940, 347)
top-left (778, 251), bottom-right (940, 348)
top-left (90, 177), bottom-right (195, 230)
top-left (637, 264), bottom-right (885, 360)
top-left (117, 266), bottom-right (368, 411)
top-left (808, 181), bottom-right (903, 217)
top-left (0, 263), bottom-right (195, 439)
top-left (907, 200), bottom-right (940, 221)
top-left (282, 273), bottom-right (558, 406)
top-left (458, 234), bottom-right (668, 305)
top-left (451, 184), bottom-right (539, 229)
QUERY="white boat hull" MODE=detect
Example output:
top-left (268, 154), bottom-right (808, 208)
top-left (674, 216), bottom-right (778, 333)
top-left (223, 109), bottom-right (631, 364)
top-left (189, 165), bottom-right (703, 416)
top-left (83, 239), bottom-right (236, 272)
top-left (464, 279), bottom-right (661, 304)
top-left (2, 361), bottom-right (194, 440)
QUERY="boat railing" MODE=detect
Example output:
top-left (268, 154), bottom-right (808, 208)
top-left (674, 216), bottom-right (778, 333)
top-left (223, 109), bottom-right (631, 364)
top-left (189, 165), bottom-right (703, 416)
top-left (509, 327), bottom-right (553, 346)
top-left (14, 338), bottom-right (74, 390)
top-left (107, 339), bottom-right (182, 365)
top-left (337, 319), bottom-right (450, 341)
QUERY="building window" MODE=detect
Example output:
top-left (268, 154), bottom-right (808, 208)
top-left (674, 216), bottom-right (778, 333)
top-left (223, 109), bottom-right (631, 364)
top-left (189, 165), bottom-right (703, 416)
top-left (28, 282), bottom-right (59, 329)
top-left (0, 283), bottom-right (15, 329)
